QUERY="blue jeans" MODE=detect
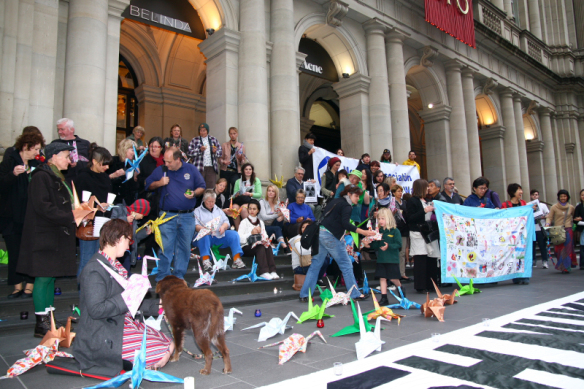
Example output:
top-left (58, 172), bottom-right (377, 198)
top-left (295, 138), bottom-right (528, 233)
top-left (265, 225), bottom-right (284, 242)
top-left (78, 239), bottom-right (100, 278)
top-left (300, 229), bottom-right (361, 299)
top-left (193, 230), bottom-right (243, 259)
top-left (156, 211), bottom-right (197, 282)
top-left (294, 259), bottom-right (328, 278)
top-left (532, 230), bottom-right (548, 265)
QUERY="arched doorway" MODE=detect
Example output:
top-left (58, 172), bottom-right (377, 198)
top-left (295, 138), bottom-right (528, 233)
top-left (116, 56), bottom-right (139, 145)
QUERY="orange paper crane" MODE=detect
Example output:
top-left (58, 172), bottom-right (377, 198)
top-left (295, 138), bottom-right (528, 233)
top-left (225, 197), bottom-right (242, 219)
top-left (420, 293), bottom-right (446, 322)
top-left (431, 279), bottom-right (458, 305)
top-left (364, 290), bottom-right (405, 325)
top-left (40, 310), bottom-right (76, 348)
top-left (71, 182), bottom-right (100, 226)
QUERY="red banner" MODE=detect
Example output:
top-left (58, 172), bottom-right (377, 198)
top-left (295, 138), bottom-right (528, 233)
top-left (425, 0), bottom-right (476, 48)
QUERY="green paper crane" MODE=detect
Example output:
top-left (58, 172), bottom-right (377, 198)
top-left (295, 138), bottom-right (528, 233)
top-left (349, 219), bottom-right (369, 248)
top-left (454, 277), bottom-right (482, 296)
top-left (331, 298), bottom-right (376, 337)
top-left (211, 245), bottom-right (226, 261)
top-left (316, 277), bottom-right (339, 301)
top-left (297, 290), bottom-right (334, 323)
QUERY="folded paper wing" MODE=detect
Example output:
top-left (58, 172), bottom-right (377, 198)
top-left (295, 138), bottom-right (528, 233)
top-left (136, 213), bottom-right (177, 253)
top-left (193, 216), bottom-right (221, 242)
top-left (454, 276), bottom-right (482, 296)
top-left (242, 311), bottom-right (299, 342)
top-left (297, 290), bottom-right (334, 323)
top-left (72, 182), bottom-right (99, 226)
top-left (193, 259), bottom-right (216, 287)
top-left (331, 298), bottom-right (375, 337)
top-left (224, 308), bottom-right (243, 332)
top-left (123, 145), bottom-right (147, 183)
top-left (387, 287), bottom-right (421, 310)
top-left (39, 310), bottom-right (76, 348)
top-left (431, 279), bottom-right (458, 305)
top-left (258, 331), bottom-right (326, 365)
top-left (421, 293), bottom-right (446, 322)
top-left (355, 303), bottom-right (386, 360)
top-left (325, 281), bottom-right (356, 308)
top-left (364, 291), bottom-right (404, 324)
top-left (231, 257), bottom-right (270, 282)
top-left (3, 341), bottom-right (73, 378)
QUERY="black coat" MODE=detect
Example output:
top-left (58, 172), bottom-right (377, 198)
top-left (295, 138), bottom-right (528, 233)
top-left (73, 252), bottom-right (158, 377)
top-left (406, 196), bottom-right (425, 232)
top-left (74, 167), bottom-right (112, 217)
top-left (441, 190), bottom-right (464, 205)
top-left (16, 165), bottom-right (77, 278)
top-left (575, 203), bottom-right (584, 232)
top-left (107, 156), bottom-right (139, 206)
top-left (137, 153), bottom-right (159, 195)
top-left (321, 197), bottom-right (358, 240)
top-left (50, 136), bottom-right (90, 182)
top-left (0, 149), bottom-right (38, 235)
top-left (298, 145), bottom-right (314, 180)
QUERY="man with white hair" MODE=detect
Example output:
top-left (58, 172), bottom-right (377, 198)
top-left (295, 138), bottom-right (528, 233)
top-left (50, 118), bottom-right (90, 181)
top-left (286, 166), bottom-right (307, 204)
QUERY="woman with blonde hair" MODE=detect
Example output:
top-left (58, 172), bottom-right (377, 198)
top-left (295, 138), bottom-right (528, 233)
top-left (259, 184), bottom-right (288, 250)
top-left (107, 138), bottom-right (139, 205)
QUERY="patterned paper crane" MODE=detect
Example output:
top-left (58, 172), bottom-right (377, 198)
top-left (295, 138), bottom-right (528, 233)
top-left (364, 291), bottom-right (404, 324)
top-left (258, 331), bottom-right (327, 365)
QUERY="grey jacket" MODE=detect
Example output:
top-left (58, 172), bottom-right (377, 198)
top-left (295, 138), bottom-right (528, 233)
top-left (72, 252), bottom-right (158, 376)
top-left (111, 205), bottom-right (149, 265)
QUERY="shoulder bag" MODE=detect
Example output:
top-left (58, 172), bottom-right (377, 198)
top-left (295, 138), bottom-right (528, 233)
top-left (300, 204), bottom-right (337, 255)
top-left (547, 208), bottom-right (569, 246)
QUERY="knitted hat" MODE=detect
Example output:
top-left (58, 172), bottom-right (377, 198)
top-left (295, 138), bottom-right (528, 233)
top-left (127, 199), bottom-right (150, 216)
top-left (199, 123), bottom-right (210, 132)
top-left (327, 157), bottom-right (341, 168)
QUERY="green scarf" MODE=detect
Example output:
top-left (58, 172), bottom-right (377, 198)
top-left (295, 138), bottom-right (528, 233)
top-left (49, 163), bottom-right (74, 208)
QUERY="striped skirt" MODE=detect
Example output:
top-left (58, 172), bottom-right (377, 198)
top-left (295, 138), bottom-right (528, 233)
top-left (122, 314), bottom-right (172, 367)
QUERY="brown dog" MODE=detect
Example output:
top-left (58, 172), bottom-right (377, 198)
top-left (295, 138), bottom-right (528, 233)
top-left (156, 275), bottom-right (232, 375)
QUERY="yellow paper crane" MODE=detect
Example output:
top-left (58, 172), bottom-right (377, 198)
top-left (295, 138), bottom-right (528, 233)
top-left (136, 212), bottom-right (177, 253)
top-left (269, 174), bottom-right (284, 189)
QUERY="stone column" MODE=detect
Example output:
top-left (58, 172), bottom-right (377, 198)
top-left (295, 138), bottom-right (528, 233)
top-left (418, 106), bottom-right (452, 182)
top-left (28, 0), bottom-right (59, 141)
top-left (562, 114), bottom-right (577, 197)
top-left (270, 0), bottom-right (300, 177)
top-left (491, 0), bottom-right (505, 11)
top-left (499, 88), bottom-right (521, 185)
top-left (445, 60), bottom-right (471, 195)
top-left (569, 113), bottom-right (584, 189)
top-left (513, 94), bottom-right (530, 192)
top-left (238, 0), bottom-right (269, 178)
top-left (503, 0), bottom-right (514, 18)
top-left (52, 0), bottom-right (68, 137)
top-left (63, 0), bottom-right (109, 142)
top-left (480, 125), bottom-right (507, 199)
top-left (526, 140), bottom-right (544, 198)
top-left (11, 0), bottom-right (35, 134)
top-left (199, 28), bottom-right (241, 143)
top-left (386, 31), bottom-right (410, 164)
top-left (528, 0), bottom-right (542, 40)
top-left (102, 1), bottom-right (128, 153)
top-left (0, 0), bottom-right (19, 146)
top-left (579, 115), bottom-right (584, 172)
top-left (461, 68), bottom-right (482, 181)
top-left (538, 108), bottom-right (558, 202)
top-left (333, 73), bottom-right (371, 158)
top-left (362, 20), bottom-right (391, 159)
top-left (550, 113), bottom-right (565, 190)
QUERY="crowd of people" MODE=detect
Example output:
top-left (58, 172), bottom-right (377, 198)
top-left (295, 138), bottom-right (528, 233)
top-left (1, 119), bottom-right (582, 374)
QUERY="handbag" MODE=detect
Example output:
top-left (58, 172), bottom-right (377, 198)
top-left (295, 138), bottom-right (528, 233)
top-left (547, 209), bottom-right (569, 246)
top-left (76, 220), bottom-right (98, 241)
top-left (290, 241), bottom-right (312, 267)
top-left (300, 204), bottom-right (337, 256)
top-left (246, 234), bottom-right (263, 246)
top-left (417, 220), bottom-right (439, 244)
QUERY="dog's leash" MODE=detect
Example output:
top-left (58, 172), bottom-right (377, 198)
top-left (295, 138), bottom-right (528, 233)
top-left (162, 315), bottom-right (223, 360)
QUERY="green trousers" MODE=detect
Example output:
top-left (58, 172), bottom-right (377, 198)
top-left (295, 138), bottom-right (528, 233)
top-left (33, 277), bottom-right (55, 313)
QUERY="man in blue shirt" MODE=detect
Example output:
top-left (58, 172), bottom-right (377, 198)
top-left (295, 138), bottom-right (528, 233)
top-left (146, 149), bottom-right (206, 282)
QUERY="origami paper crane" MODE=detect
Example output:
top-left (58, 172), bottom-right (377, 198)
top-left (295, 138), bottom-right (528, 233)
top-left (231, 257), bottom-right (269, 282)
top-left (316, 277), bottom-right (338, 301)
top-left (387, 287), bottom-right (421, 310)
top-left (360, 271), bottom-right (370, 295)
top-left (269, 174), bottom-right (284, 189)
top-left (1, 341), bottom-right (73, 379)
top-left (272, 241), bottom-right (282, 256)
top-left (348, 219), bottom-right (369, 249)
top-left (454, 276), bottom-right (482, 296)
top-left (148, 249), bottom-right (159, 276)
top-left (123, 145), bottom-right (147, 182)
top-left (364, 291), bottom-right (404, 324)
top-left (359, 220), bottom-right (383, 249)
top-left (242, 312), bottom-right (299, 342)
top-left (144, 314), bottom-right (164, 331)
top-left (421, 293), bottom-right (446, 322)
top-left (40, 310), bottom-right (76, 348)
top-left (224, 197), bottom-right (242, 219)
top-left (432, 279), bottom-right (458, 305)
top-left (224, 308), bottom-right (242, 332)
top-left (136, 212), bottom-right (177, 253)
top-left (85, 326), bottom-right (183, 389)
top-left (325, 279), bottom-right (357, 308)
top-left (331, 298), bottom-right (376, 337)
top-left (355, 303), bottom-right (386, 360)
top-left (258, 331), bottom-right (327, 365)
top-left (277, 199), bottom-right (290, 222)
top-left (210, 245), bottom-right (229, 271)
top-left (98, 255), bottom-right (158, 317)
top-left (193, 216), bottom-right (221, 242)
top-left (71, 182), bottom-right (99, 226)
top-left (297, 290), bottom-right (334, 323)
top-left (193, 257), bottom-right (217, 287)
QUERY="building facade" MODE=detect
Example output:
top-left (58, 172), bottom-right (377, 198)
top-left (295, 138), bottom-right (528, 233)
top-left (0, 0), bottom-right (583, 202)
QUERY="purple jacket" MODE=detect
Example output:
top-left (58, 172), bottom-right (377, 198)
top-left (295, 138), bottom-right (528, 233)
top-left (188, 135), bottom-right (223, 173)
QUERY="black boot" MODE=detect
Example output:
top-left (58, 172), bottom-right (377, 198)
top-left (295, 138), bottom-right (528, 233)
top-left (378, 295), bottom-right (389, 306)
top-left (34, 314), bottom-right (51, 338)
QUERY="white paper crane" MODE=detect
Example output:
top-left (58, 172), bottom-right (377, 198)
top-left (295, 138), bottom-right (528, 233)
top-left (224, 308), bottom-right (243, 332)
top-left (354, 302), bottom-right (386, 360)
top-left (97, 255), bottom-right (158, 318)
top-left (144, 314), bottom-right (164, 331)
top-left (325, 278), bottom-right (357, 308)
top-left (242, 312), bottom-right (299, 342)
top-left (193, 258), bottom-right (216, 287)
top-left (211, 250), bottom-right (230, 272)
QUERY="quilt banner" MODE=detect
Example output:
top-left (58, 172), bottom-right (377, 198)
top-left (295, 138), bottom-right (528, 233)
top-left (434, 201), bottom-right (535, 284)
top-left (312, 147), bottom-right (420, 196)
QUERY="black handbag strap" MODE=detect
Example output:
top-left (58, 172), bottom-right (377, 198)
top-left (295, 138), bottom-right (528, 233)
top-left (317, 203), bottom-right (337, 225)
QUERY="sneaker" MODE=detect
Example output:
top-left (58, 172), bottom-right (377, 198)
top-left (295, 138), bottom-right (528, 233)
top-left (202, 259), bottom-right (213, 272)
top-left (388, 285), bottom-right (397, 291)
top-left (543, 262), bottom-right (549, 269)
top-left (270, 272), bottom-right (280, 279)
top-left (232, 258), bottom-right (246, 269)
top-left (259, 273), bottom-right (273, 280)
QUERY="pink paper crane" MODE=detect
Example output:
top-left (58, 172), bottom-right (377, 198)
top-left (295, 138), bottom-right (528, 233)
top-left (193, 258), bottom-right (216, 287)
top-left (97, 255), bottom-right (158, 317)
top-left (193, 216), bottom-right (221, 241)
top-left (258, 331), bottom-right (327, 365)
top-left (325, 279), bottom-right (357, 308)
top-left (1, 341), bottom-right (73, 379)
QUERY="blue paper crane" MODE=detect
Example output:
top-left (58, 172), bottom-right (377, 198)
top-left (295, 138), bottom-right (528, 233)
top-left (386, 287), bottom-right (421, 310)
top-left (359, 271), bottom-right (370, 295)
top-left (272, 241), bottom-right (282, 256)
top-left (123, 145), bottom-right (147, 183)
top-left (85, 325), bottom-right (183, 388)
top-left (149, 249), bottom-right (159, 276)
top-left (231, 258), bottom-right (269, 282)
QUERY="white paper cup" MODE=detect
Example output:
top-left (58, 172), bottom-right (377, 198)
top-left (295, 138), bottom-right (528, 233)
top-left (82, 191), bottom-right (91, 202)
top-left (333, 362), bottom-right (343, 376)
top-left (184, 376), bottom-right (195, 389)
top-left (107, 193), bottom-right (116, 204)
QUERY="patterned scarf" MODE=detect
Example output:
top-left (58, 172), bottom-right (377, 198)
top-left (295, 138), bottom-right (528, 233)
top-left (99, 250), bottom-right (128, 279)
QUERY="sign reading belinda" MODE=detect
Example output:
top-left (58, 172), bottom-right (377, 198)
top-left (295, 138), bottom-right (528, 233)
top-left (425, 0), bottom-right (476, 48)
